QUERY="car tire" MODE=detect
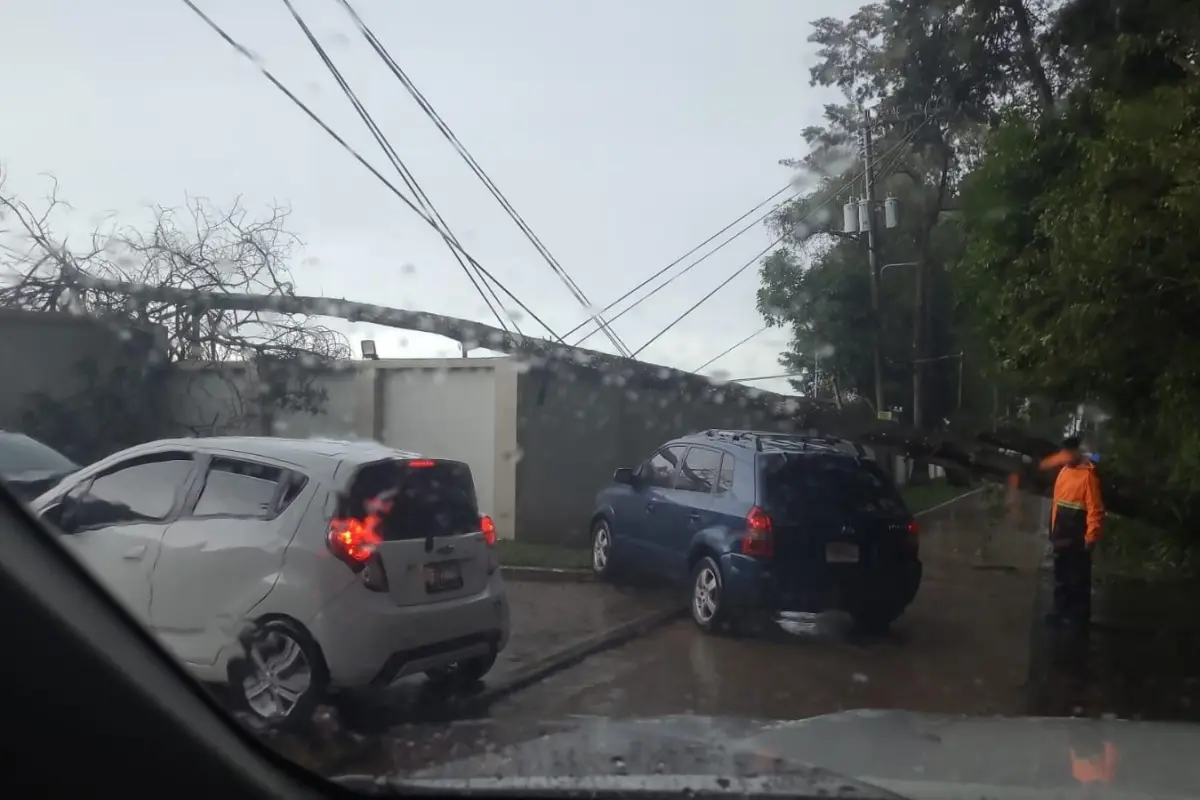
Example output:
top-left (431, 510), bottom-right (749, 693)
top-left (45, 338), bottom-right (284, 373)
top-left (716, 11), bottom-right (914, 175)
top-left (227, 618), bottom-right (328, 731)
top-left (590, 518), bottom-right (619, 581)
top-left (691, 556), bottom-right (731, 634)
top-left (852, 606), bottom-right (903, 635)
top-left (425, 650), bottom-right (497, 687)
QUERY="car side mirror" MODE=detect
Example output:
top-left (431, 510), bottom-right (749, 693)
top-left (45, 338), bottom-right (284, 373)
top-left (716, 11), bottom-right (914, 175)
top-left (613, 467), bottom-right (635, 486)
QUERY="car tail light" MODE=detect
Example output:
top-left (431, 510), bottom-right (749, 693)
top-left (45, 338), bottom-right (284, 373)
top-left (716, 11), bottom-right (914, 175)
top-left (907, 519), bottom-right (920, 536)
top-left (481, 514), bottom-right (496, 546)
top-left (407, 459), bottom-right (436, 468)
top-left (741, 506), bottom-right (774, 558)
top-left (327, 514), bottom-right (382, 571)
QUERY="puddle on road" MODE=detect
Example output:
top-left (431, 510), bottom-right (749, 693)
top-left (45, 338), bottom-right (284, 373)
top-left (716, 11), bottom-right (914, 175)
top-left (1033, 577), bottom-right (1200, 722)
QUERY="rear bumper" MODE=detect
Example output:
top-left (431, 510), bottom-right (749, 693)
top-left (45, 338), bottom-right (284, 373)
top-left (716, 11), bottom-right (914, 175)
top-left (719, 553), bottom-right (922, 616)
top-left (308, 572), bottom-right (510, 688)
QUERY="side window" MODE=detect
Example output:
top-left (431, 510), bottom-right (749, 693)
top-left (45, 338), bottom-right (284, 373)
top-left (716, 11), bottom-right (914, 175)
top-left (675, 447), bottom-right (722, 494)
top-left (643, 446), bottom-right (685, 489)
top-left (75, 455), bottom-right (195, 528)
top-left (192, 458), bottom-right (287, 518)
top-left (716, 454), bottom-right (735, 496)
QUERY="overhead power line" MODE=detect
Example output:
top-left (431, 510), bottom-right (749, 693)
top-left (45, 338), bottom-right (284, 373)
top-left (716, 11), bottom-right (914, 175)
top-left (728, 372), bottom-right (801, 383)
top-left (692, 325), bottom-right (768, 373)
top-left (637, 119), bottom-right (931, 360)
top-left (178, 0), bottom-right (564, 343)
top-left (566, 182), bottom-right (799, 347)
top-left (334, 0), bottom-right (632, 357)
top-left (279, 0), bottom-right (517, 337)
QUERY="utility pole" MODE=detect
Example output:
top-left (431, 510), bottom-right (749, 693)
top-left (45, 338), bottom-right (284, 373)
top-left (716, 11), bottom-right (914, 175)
top-left (861, 113), bottom-right (886, 417)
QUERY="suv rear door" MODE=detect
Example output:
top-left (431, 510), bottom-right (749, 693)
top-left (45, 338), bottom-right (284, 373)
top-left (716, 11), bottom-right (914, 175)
top-left (759, 453), bottom-right (911, 570)
top-left (337, 458), bottom-right (489, 607)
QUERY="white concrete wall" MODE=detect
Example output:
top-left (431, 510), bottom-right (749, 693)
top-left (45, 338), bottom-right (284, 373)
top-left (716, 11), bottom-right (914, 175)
top-left (165, 357), bottom-right (518, 540)
top-left (376, 359), bottom-right (514, 539)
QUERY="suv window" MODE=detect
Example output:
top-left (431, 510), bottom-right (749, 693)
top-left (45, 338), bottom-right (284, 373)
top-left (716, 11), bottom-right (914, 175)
top-left (643, 446), bottom-right (684, 489)
top-left (716, 454), bottom-right (735, 495)
top-left (675, 447), bottom-right (722, 493)
top-left (760, 453), bottom-right (905, 518)
top-left (73, 454), bottom-right (194, 528)
top-left (192, 458), bottom-right (286, 518)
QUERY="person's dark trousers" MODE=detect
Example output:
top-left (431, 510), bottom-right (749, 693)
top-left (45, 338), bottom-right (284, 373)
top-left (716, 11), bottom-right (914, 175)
top-left (1049, 503), bottom-right (1092, 626)
top-left (1052, 538), bottom-right (1092, 625)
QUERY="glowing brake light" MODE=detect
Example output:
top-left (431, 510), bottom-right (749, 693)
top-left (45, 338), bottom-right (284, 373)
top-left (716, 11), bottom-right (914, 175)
top-left (741, 506), bottom-right (774, 558)
top-left (907, 519), bottom-right (919, 536)
top-left (328, 514), bottom-right (382, 567)
top-left (481, 514), bottom-right (496, 546)
top-left (407, 459), bottom-right (436, 468)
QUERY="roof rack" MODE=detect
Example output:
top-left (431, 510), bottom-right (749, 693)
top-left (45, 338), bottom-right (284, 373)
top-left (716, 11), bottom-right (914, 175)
top-left (701, 429), bottom-right (764, 451)
top-left (698, 429), bottom-right (866, 457)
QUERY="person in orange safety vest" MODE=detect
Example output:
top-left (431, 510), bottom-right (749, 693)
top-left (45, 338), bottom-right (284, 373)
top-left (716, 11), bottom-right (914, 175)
top-left (1046, 437), bottom-right (1105, 627)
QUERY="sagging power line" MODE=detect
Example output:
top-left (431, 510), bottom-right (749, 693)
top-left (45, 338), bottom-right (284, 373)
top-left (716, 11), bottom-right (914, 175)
top-left (662, 119), bottom-right (932, 365)
top-left (334, 0), bottom-right (632, 357)
top-left (692, 325), bottom-right (768, 373)
top-left (566, 182), bottom-right (800, 347)
top-left (280, 0), bottom-right (518, 337)
top-left (178, 0), bottom-right (565, 343)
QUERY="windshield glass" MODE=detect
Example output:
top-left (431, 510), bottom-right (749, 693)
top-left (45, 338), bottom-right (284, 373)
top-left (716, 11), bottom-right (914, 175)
top-left (2, 0), bottom-right (1197, 797)
top-left (0, 432), bottom-right (76, 475)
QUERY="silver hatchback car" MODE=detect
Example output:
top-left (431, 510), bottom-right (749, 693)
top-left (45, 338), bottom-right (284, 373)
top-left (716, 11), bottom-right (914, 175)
top-left (31, 436), bottom-right (510, 726)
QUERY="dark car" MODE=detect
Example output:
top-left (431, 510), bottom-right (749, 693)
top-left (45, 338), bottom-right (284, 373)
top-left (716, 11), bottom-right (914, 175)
top-left (0, 431), bottom-right (79, 502)
top-left (588, 429), bottom-right (921, 634)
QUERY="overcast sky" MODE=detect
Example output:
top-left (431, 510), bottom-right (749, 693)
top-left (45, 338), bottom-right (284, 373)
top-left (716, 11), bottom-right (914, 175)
top-left (1, 0), bottom-right (841, 395)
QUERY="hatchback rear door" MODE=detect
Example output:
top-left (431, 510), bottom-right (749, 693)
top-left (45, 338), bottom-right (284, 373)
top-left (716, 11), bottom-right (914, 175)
top-left (759, 453), bottom-right (910, 569)
top-left (337, 458), bottom-right (490, 606)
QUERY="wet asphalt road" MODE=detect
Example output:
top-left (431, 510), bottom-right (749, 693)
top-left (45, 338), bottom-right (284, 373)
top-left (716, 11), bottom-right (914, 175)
top-left (255, 492), bottom-right (1200, 778)
top-left (485, 493), bottom-right (1044, 723)
top-left (345, 491), bottom-right (1043, 728)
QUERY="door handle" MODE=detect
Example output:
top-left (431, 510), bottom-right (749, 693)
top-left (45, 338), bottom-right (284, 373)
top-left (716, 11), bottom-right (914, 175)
top-left (689, 513), bottom-right (702, 524)
top-left (123, 545), bottom-right (146, 560)
top-left (645, 502), bottom-right (658, 514)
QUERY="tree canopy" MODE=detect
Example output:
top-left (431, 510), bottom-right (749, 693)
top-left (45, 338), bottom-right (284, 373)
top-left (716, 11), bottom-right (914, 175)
top-left (759, 0), bottom-right (1200, 525)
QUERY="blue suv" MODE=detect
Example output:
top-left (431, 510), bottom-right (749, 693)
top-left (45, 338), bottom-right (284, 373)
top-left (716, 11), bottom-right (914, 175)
top-left (589, 430), bottom-right (922, 634)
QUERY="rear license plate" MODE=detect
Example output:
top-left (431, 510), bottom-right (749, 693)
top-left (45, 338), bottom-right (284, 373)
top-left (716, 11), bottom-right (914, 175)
top-left (825, 542), bottom-right (859, 563)
top-left (424, 562), bottom-right (463, 593)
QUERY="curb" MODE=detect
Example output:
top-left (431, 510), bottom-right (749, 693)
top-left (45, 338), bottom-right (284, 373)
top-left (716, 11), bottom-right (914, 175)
top-left (478, 603), bottom-right (687, 705)
top-left (501, 565), bottom-right (594, 583)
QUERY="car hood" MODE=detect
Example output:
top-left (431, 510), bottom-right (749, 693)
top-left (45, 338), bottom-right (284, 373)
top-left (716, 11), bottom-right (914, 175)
top-left (2, 467), bottom-right (75, 498)
top-left (334, 710), bottom-right (1200, 799)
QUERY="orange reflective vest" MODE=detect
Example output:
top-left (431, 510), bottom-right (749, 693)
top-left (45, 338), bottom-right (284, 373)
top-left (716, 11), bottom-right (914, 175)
top-left (1050, 461), bottom-right (1106, 544)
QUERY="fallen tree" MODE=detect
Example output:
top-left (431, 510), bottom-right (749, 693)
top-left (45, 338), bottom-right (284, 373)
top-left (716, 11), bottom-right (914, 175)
top-left (58, 266), bottom-right (1174, 529)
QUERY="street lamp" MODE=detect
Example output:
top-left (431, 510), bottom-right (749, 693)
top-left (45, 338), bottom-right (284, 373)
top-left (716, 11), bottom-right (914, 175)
top-left (913, 351), bottom-right (965, 410)
top-left (880, 260), bottom-right (918, 277)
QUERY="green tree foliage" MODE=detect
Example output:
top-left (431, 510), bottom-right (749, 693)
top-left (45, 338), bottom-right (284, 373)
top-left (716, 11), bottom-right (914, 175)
top-left (766, 0), bottom-right (1200, 529)
top-left (957, 2), bottom-right (1200, 520)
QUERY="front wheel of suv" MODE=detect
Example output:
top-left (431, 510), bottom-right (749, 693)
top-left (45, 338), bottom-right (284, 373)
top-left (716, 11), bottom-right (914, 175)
top-left (591, 519), bottom-right (619, 581)
top-left (691, 556), bottom-right (731, 634)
